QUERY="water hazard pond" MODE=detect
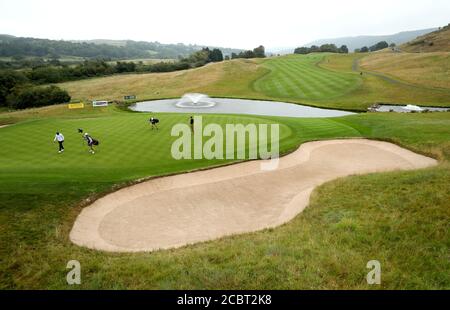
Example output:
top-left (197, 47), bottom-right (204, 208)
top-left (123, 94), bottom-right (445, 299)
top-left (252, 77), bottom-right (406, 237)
top-left (129, 97), bottom-right (355, 118)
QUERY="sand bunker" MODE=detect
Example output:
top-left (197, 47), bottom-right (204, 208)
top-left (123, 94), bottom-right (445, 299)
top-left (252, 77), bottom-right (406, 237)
top-left (70, 139), bottom-right (437, 252)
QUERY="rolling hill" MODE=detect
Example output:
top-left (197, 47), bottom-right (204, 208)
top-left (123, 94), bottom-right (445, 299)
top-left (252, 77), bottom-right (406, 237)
top-left (401, 24), bottom-right (450, 52)
top-left (272, 28), bottom-right (437, 54)
top-left (71, 39), bottom-right (244, 58)
top-left (360, 52), bottom-right (450, 89)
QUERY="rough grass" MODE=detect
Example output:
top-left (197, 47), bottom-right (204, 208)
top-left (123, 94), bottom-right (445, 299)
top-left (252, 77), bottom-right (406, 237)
top-left (401, 26), bottom-right (450, 53)
top-left (60, 59), bottom-right (264, 102)
top-left (320, 53), bottom-right (450, 109)
top-left (360, 52), bottom-right (450, 89)
top-left (0, 105), bottom-right (449, 289)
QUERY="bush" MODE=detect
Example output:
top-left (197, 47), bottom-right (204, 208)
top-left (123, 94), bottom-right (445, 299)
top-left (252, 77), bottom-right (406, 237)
top-left (369, 41), bottom-right (389, 52)
top-left (360, 46), bottom-right (369, 53)
top-left (115, 61), bottom-right (137, 73)
top-left (0, 70), bottom-right (29, 106)
top-left (294, 44), bottom-right (347, 55)
top-left (8, 85), bottom-right (71, 109)
top-left (339, 45), bottom-right (349, 54)
top-left (294, 47), bottom-right (310, 54)
top-left (28, 66), bottom-right (68, 84)
top-left (231, 46), bottom-right (266, 59)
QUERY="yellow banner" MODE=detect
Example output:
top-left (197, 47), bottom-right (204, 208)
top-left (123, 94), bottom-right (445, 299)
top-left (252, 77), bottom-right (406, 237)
top-left (68, 103), bottom-right (84, 109)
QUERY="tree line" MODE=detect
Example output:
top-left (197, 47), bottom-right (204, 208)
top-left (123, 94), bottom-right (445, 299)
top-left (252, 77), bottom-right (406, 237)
top-left (0, 48), bottom-right (225, 109)
top-left (231, 46), bottom-right (266, 59)
top-left (354, 41), bottom-right (393, 53)
top-left (294, 41), bottom-right (394, 54)
top-left (294, 44), bottom-right (349, 54)
top-left (0, 35), bottom-right (242, 60)
top-left (0, 70), bottom-right (70, 109)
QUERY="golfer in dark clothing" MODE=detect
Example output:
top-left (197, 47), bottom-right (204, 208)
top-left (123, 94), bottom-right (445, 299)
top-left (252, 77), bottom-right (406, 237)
top-left (190, 116), bottom-right (194, 132)
top-left (149, 117), bottom-right (159, 130)
top-left (54, 132), bottom-right (65, 153)
top-left (84, 133), bottom-right (97, 154)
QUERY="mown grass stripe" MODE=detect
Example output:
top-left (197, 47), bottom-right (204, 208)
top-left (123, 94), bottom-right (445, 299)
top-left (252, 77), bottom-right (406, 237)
top-left (256, 54), bottom-right (361, 100)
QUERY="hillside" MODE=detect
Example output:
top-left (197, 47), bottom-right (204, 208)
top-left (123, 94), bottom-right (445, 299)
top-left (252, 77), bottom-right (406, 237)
top-left (0, 35), bottom-right (243, 60)
top-left (360, 52), bottom-right (450, 89)
top-left (401, 24), bottom-right (450, 52)
top-left (297, 28), bottom-right (437, 52)
top-left (71, 39), bottom-right (243, 58)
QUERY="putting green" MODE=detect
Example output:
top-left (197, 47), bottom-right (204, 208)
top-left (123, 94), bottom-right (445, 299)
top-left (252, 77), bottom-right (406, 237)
top-left (0, 112), bottom-right (361, 185)
top-left (253, 54), bottom-right (361, 100)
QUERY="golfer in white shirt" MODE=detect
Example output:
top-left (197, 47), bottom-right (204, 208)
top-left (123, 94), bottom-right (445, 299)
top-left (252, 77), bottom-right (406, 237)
top-left (54, 132), bottom-right (65, 153)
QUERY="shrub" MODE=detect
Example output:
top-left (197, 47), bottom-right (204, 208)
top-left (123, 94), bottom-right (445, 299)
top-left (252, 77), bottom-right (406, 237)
top-left (231, 46), bottom-right (266, 59)
top-left (8, 85), bottom-right (71, 109)
top-left (0, 70), bottom-right (29, 106)
top-left (360, 46), bottom-right (369, 53)
top-left (294, 44), bottom-right (347, 54)
top-left (369, 41), bottom-right (389, 52)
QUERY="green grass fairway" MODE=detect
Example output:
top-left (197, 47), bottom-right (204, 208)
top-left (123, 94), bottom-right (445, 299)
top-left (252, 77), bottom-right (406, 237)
top-left (253, 54), bottom-right (361, 100)
top-left (0, 105), bottom-right (449, 289)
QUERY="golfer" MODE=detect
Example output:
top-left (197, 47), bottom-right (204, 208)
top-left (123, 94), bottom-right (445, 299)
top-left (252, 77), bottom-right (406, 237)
top-left (84, 133), bottom-right (97, 154)
top-left (190, 116), bottom-right (194, 132)
top-left (149, 117), bottom-right (159, 130)
top-left (54, 132), bottom-right (65, 153)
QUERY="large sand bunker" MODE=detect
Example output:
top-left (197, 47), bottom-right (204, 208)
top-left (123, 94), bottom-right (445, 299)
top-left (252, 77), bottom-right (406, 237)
top-left (70, 139), bottom-right (437, 252)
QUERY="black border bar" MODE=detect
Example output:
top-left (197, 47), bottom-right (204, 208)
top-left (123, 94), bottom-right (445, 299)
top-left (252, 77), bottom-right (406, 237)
top-left (1, 290), bottom-right (448, 308)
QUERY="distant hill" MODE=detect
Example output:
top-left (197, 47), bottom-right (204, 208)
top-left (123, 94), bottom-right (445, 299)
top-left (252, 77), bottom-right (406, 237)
top-left (0, 35), bottom-right (243, 60)
top-left (275, 28), bottom-right (438, 53)
top-left (401, 24), bottom-right (450, 52)
top-left (71, 39), bottom-right (128, 47)
top-left (71, 39), bottom-right (243, 58)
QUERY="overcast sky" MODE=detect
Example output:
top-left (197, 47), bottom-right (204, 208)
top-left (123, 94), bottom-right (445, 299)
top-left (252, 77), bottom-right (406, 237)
top-left (0, 0), bottom-right (449, 49)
